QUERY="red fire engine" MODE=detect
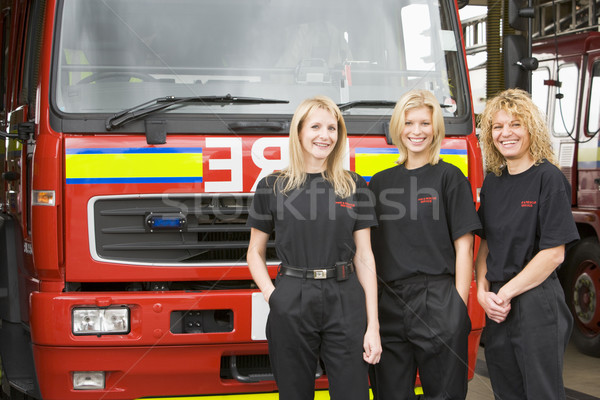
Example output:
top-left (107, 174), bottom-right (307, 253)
top-left (0, 0), bottom-right (485, 398)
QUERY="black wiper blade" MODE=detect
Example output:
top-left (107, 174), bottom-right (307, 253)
top-left (337, 100), bottom-right (397, 112)
top-left (105, 94), bottom-right (289, 130)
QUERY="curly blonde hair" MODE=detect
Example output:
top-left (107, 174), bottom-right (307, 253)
top-left (478, 88), bottom-right (557, 176)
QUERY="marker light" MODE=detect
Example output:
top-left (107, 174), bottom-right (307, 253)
top-left (146, 212), bottom-right (187, 231)
top-left (72, 307), bottom-right (130, 335)
top-left (73, 371), bottom-right (105, 390)
top-left (32, 190), bottom-right (55, 206)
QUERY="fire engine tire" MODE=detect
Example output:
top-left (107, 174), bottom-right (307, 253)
top-left (76, 71), bottom-right (157, 84)
top-left (561, 237), bottom-right (600, 358)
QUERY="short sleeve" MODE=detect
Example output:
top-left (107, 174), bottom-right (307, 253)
top-left (538, 173), bottom-right (579, 250)
top-left (246, 176), bottom-right (275, 234)
top-left (445, 166), bottom-right (482, 240)
top-left (353, 174), bottom-right (378, 231)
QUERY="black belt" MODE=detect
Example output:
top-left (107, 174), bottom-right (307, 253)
top-left (386, 273), bottom-right (452, 288)
top-left (279, 262), bottom-right (354, 281)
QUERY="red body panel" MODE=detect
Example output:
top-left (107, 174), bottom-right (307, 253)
top-left (0, 0), bottom-right (485, 398)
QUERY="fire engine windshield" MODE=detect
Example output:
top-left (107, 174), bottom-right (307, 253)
top-left (54, 0), bottom-right (468, 120)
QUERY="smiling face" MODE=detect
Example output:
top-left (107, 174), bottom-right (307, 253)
top-left (298, 107), bottom-right (338, 172)
top-left (400, 106), bottom-right (434, 164)
top-left (491, 110), bottom-right (532, 163)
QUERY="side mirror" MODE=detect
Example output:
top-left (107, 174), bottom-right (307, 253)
top-left (504, 35), bottom-right (538, 90)
top-left (508, 0), bottom-right (534, 31)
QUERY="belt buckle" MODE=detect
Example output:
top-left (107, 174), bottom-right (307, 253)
top-left (313, 269), bottom-right (327, 279)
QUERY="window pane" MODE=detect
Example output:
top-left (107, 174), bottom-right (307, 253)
top-left (553, 64), bottom-right (578, 137)
top-left (531, 67), bottom-right (550, 115)
top-left (54, 0), bottom-right (468, 119)
top-left (587, 61), bottom-right (600, 135)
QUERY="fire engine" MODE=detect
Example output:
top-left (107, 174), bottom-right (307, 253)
top-left (463, 0), bottom-right (599, 357)
top-left (531, 30), bottom-right (600, 357)
top-left (0, 0), bottom-right (485, 398)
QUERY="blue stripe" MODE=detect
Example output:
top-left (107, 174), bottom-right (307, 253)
top-left (355, 148), bottom-right (399, 154)
top-left (66, 177), bottom-right (203, 184)
top-left (362, 176), bottom-right (372, 182)
top-left (578, 161), bottom-right (600, 169)
top-left (355, 148), bottom-right (467, 155)
top-left (65, 147), bottom-right (203, 155)
top-left (440, 149), bottom-right (468, 155)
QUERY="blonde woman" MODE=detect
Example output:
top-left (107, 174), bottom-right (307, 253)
top-left (370, 89), bottom-right (480, 399)
top-left (246, 96), bottom-right (381, 400)
top-left (476, 88), bottom-right (578, 399)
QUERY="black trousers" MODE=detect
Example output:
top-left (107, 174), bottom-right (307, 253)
top-left (266, 272), bottom-right (369, 400)
top-left (372, 274), bottom-right (471, 400)
top-left (484, 273), bottom-right (573, 400)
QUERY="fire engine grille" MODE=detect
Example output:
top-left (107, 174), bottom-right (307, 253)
top-left (220, 355), bottom-right (274, 382)
top-left (220, 355), bottom-right (325, 383)
top-left (92, 194), bottom-right (276, 264)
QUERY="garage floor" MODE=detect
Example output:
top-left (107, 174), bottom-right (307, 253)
top-left (467, 339), bottom-right (600, 399)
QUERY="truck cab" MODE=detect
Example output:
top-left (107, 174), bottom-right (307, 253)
top-left (0, 0), bottom-right (485, 398)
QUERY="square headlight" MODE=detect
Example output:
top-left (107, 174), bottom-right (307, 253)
top-left (73, 371), bottom-right (105, 390)
top-left (72, 307), bottom-right (130, 335)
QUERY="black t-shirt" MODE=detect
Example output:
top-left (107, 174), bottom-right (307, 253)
top-left (477, 161), bottom-right (579, 282)
top-left (247, 172), bottom-right (377, 269)
top-left (369, 160), bottom-right (481, 281)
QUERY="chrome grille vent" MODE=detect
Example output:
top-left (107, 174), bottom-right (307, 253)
top-left (91, 194), bottom-right (276, 265)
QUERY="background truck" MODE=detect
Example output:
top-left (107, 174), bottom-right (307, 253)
top-left (0, 0), bottom-right (485, 398)
top-left (531, 30), bottom-right (600, 357)
top-left (462, 0), bottom-right (600, 358)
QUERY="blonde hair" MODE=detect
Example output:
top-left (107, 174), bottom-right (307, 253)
top-left (389, 90), bottom-right (445, 165)
top-left (478, 88), bottom-right (557, 176)
top-left (277, 96), bottom-right (356, 198)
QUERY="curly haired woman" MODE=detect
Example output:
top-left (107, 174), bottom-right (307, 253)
top-left (476, 88), bottom-right (579, 400)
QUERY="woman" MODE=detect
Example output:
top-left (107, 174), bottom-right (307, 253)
top-left (246, 96), bottom-right (381, 400)
top-left (476, 88), bottom-right (579, 400)
top-left (370, 89), bottom-right (480, 399)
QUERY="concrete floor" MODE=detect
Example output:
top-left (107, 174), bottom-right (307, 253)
top-left (467, 339), bottom-right (600, 399)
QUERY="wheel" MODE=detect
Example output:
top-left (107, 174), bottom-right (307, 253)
top-left (561, 237), bottom-right (600, 357)
top-left (76, 71), bottom-right (157, 84)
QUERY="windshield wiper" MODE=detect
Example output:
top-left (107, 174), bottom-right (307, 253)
top-left (337, 100), bottom-right (397, 112)
top-left (338, 99), bottom-right (456, 112)
top-left (105, 94), bottom-right (289, 130)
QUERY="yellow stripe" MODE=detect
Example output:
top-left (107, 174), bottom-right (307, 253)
top-left (355, 153), bottom-right (398, 177)
top-left (578, 147), bottom-right (600, 163)
top-left (355, 153), bottom-right (468, 178)
top-left (137, 388), bottom-right (423, 399)
top-left (440, 154), bottom-right (468, 177)
top-left (138, 390), bottom-right (331, 399)
top-left (65, 153), bottom-right (203, 179)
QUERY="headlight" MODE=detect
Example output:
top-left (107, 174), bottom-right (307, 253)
top-left (72, 307), bottom-right (130, 335)
top-left (73, 371), bottom-right (105, 390)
